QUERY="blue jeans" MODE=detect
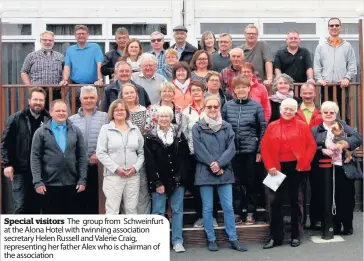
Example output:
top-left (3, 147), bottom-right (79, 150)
top-left (151, 186), bottom-right (184, 245)
top-left (200, 184), bottom-right (237, 242)
top-left (12, 173), bottom-right (40, 214)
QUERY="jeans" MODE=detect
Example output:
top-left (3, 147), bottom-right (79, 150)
top-left (200, 184), bottom-right (237, 242)
top-left (152, 186), bottom-right (184, 245)
top-left (12, 173), bottom-right (41, 214)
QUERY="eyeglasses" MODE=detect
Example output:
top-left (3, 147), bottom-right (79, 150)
top-left (245, 33), bottom-right (257, 36)
top-left (197, 58), bottom-right (208, 61)
top-left (151, 39), bottom-right (163, 43)
top-left (323, 111), bottom-right (336, 115)
top-left (205, 105), bottom-right (219, 110)
top-left (329, 24), bottom-right (340, 28)
top-left (114, 109), bottom-right (126, 113)
top-left (241, 71), bottom-right (253, 74)
top-left (208, 79), bottom-right (220, 83)
top-left (191, 89), bottom-right (203, 93)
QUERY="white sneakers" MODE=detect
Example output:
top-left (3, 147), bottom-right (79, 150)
top-left (173, 243), bottom-right (185, 253)
top-left (193, 218), bottom-right (219, 228)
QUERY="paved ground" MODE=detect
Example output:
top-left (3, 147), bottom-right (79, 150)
top-left (170, 212), bottom-right (363, 261)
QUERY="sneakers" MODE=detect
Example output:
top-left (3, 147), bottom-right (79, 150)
top-left (245, 216), bottom-right (255, 225)
top-left (213, 218), bottom-right (218, 227)
top-left (173, 243), bottom-right (185, 253)
top-left (235, 215), bottom-right (243, 225)
top-left (193, 218), bottom-right (203, 228)
top-left (208, 241), bottom-right (219, 251)
top-left (229, 240), bottom-right (248, 252)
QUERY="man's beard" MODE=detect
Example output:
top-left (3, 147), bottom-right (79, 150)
top-left (30, 107), bottom-right (43, 115)
top-left (41, 47), bottom-right (52, 52)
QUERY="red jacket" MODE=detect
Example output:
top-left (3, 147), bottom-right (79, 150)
top-left (295, 107), bottom-right (322, 129)
top-left (250, 77), bottom-right (272, 123)
top-left (261, 117), bottom-right (316, 172)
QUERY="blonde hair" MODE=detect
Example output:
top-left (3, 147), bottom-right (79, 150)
top-left (156, 105), bottom-right (174, 119)
top-left (159, 82), bottom-right (176, 94)
top-left (107, 99), bottom-right (130, 121)
top-left (321, 101), bottom-right (339, 114)
top-left (165, 49), bottom-right (178, 58)
top-left (204, 95), bottom-right (221, 107)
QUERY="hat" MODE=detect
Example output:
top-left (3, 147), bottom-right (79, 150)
top-left (173, 25), bottom-right (188, 33)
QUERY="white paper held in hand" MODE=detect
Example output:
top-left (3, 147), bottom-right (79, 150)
top-left (263, 171), bottom-right (286, 192)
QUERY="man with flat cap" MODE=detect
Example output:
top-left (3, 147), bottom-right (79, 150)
top-left (170, 25), bottom-right (197, 64)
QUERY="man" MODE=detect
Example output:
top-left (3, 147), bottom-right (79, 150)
top-left (69, 86), bottom-right (108, 214)
top-left (21, 31), bottom-right (64, 110)
top-left (1, 87), bottom-right (50, 214)
top-left (220, 48), bottom-right (244, 92)
top-left (131, 53), bottom-right (167, 104)
top-left (101, 61), bottom-right (151, 112)
top-left (60, 25), bottom-right (104, 112)
top-left (274, 31), bottom-right (315, 85)
top-left (101, 27), bottom-right (129, 79)
top-left (169, 25), bottom-right (197, 64)
top-left (211, 33), bottom-right (232, 72)
top-left (314, 17), bottom-right (357, 119)
top-left (295, 82), bottom-right (323, 229)
top-left (31, 100), bottom-right (88, 214)
top-left (150, 31), bottom-right (166, 70)
top-left (239, 24), bottom-right (273, 85)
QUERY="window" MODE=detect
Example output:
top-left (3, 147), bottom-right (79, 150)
top-left (46, 24), bottom-right (102, 35)
top-left (263, 22), bottom-right (316, 35)
top-left (53, 42), bottom-right (105, 55)
top-left (341, 23), bottom-right (359, 34)
top-left (200, 23), bottom-right (253, 34)
top-left (3, 24), bottom-right (32, 35)
top-left (111, 24), bottom-right (167, 36)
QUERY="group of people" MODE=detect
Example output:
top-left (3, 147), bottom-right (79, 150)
top-left (1, 17), bottom-right (362, 254)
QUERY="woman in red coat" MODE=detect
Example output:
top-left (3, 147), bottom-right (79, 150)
top-left (261, 98), bottom-right (316, 249)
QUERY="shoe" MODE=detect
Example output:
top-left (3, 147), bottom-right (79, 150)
top-left (343, 228), bottom-right (353, 235)
top-left (173, 243), bottom-right (185, 253)
top-left (309, 221), bottom-right (321, 230)
top-left (229, 240), bottom-right (248, 252)
top-left (213, 218), bottom-right (218, 227)
top-left (263, 239), bottom-right (282, 249)
top-left (193, 218), bottom-right (204, 228)
top-left (208, 241), bottom-right (219, 251)
top-left (245, 216), bottom-right (255, 225)
top-left (235, 215), bottom-right (243, 225)
top-left (290, 239), bottom-right (300, 247)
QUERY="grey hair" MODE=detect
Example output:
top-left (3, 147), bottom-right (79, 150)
top-left (156, 105), bottom-right (174, 119)
top-left (150, 31), bottom-right (164, 39)
top-left (229, 48), bottom-right (244, 57)
top-left (204, 95), bottom-right (221, 107)
top-left (140, 53), bottom-right (158, 65)
top-left (80, 85), bottom-right (98, 98)
top-left (114, 60), bottom-right (132, 72)
top-left (272, 73), bottom-right (294, 93)
top-left (40, 31), bottom-right (54, 38)
top-left (321, 101), bottom-right (340, 114)
top-left (244, 24), bottom-right (259, 35)
top-left (280, 98), bottom-right (298, 113)
top-left (159, 82), bottom-right (175, 94)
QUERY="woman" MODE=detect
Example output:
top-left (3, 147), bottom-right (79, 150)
top-left (241, 63), bottom-right (271, 123)
top-left (222, 76), bottom-right (267, 225)
top-left (192, 96), bottom-right (247, 252)
top-left (122, 39), bottom-right (143, 72)
top-left (199, 31), bottom-right (218, 54)
top-left (261, 98), bottom-right (316, 249)
top-left (157, 49), bottom-right (179, 81)
top-left (269, 74), bottom-right (300, 123)
top-left (144, 106), bottom-right (190, 253)
top-left (146, 82), bottom-right (187, 133)
top-left (96, 99), bottom-right (144, 215)
top-left (119, 83), bottom-right (151, 215)
top-left (205, 71), bottom-right (232, 107)
top-left (172, 62), bottom-right (192, 109)
top-left (311, 101), bottom-right (362, 235)
top-left (190, 50), bottom-right (212, 82)
top-left (183, 81), bottom-right (219, 228)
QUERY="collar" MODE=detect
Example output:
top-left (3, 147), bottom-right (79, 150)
top-left (230, 64), bottom-right (240, 72)
top-left (191, 102), bottom-right (204, 115)
top-left (322, 122), bottom-right (332, 131)
top-left (285, 46), bottom-right (301, 54)
top-left (175, 42), bottom-right (186, 50)
top-left (138, 72), bottom-right (156, 80)
top-left (76, 43), bottom-right (90, 50)
top-left (78, 107), bottom-right (97, 116)
top-left (328, 37), bottom-right (343, 46)
top-left (41, 49), bottom-right (53, 55)
top-left (151, 49), bottom-right (165, 55)
top-left (218, 50), bottom-right (230, 57)
top-left (51, 120), bottom-right (66, 129)
top-left (234, 98), bottom-right (250, 104)
top-left (300, 102), bottom-right (315, 112)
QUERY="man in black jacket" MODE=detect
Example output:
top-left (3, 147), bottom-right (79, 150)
top-left (31, 100), bottom-right (88, 214)
top-left (1, 87), bottom-right (50, 214)
top-left (169, 25), bottom-right (197, 65)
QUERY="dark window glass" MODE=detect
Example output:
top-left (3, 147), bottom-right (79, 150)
top-left (46, 24), bottom-right (102, 35)
top-left (112, 24), bottom-right (167, 35)
top-left (200, 23), bottom-right (253, 34)
top-left (263, 22), bottom-right (316, 35)
top-left (3, 24), bottom-right (31, 35)
top-left (53, 42), bottom-right (105, 55)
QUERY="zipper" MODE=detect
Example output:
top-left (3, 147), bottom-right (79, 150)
top-left (237, 105), bottom-right (242, 153)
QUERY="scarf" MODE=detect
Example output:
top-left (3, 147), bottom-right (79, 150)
top-left (203, 113), bottom-right (223, 132)
top-left (127, 57), bottom-right (141, 72)
top-left (157, 125), bottom-right (174, 146)
top-left (173, 79), bottom-right (191, 94)
top-left (269, 90), bottom-right (294, 103)
top-left (162, 65), bottom-right (173, 80)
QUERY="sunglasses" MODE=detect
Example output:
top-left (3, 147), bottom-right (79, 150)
top-left (329, 24), bottom-right (340, 28)
top-left (205, 105), bottom-right (219, 110)
top-left (323, 111), bottom-right (335, 115)
top-left (151, 39), bottom-right (163, 43)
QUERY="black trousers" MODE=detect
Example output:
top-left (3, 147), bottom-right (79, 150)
top-left (12, 172), bottom-right (41, 214)
top-left (332, 165), bottom-right (355, 230)
top-left (309, 168), bottom-right (324, 225)
top-left (41, 185), bottom-right (84, 214)
top-left (232, 153), bottom-right (257, 217)
top-left (84, 164), bottom-right (99, 214)
top-left (269, 161), bottom-right (306, 240)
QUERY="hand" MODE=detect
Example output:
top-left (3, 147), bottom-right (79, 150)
top-left (59, 80), bottom-right (68, 87)
top-left (339, 78), bottom-right (349, 87)
top-left (117, 167), bottom-right (127, 177)
top-left (89, 153), bottom-right (98, 165)
top-left (216, 169), bottom-right (224, 176)
top-left (307, 78), bottom-right (316, 84)
top-left (331, 144), bottom-right (344, 153)
top-left (125, 167), bottom-right (136, 177)
top-left (263, 79), bottom-right (272, 86)
top-left (4, 167), bottom-right (14, 181)
top-left (256, 153), bottom-right (262, 162)
top-left (156, 185), bottom-right (165, 194)
top-left (36, 186), bottom-right (46, 195)
top-left (268, 168), bottom-right (278, 176)
top-left (94, 79), bottom-right (104, 86)
top-left (210, 161), bottom-right (220, 173)
top-left (318, 80), bottom-right (327, 86)
top-left (322, 148), bottom-right (334, 156)
top-left (76, 184), bottom-right (85, 193)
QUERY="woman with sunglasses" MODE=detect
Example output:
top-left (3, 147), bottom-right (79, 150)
top-left (311, 101), bottom-right (362, 236)
top-left (192, 95), bottom-right (247, 252)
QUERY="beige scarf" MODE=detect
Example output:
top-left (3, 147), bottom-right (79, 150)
top-left (203, 113), bottom-right (223, 132)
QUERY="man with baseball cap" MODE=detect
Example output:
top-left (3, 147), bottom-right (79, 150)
top-left (170, 25), bottom-right (197, 64)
